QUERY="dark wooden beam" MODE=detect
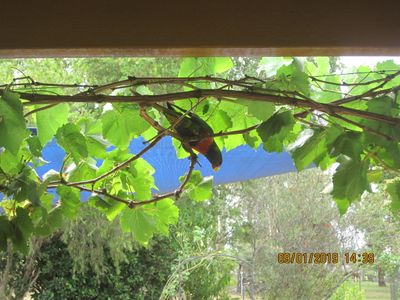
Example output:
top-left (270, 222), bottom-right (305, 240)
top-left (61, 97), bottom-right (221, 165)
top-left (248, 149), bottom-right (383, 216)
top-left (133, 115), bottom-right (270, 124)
top-left (1, 1), bottom-right (399, 57)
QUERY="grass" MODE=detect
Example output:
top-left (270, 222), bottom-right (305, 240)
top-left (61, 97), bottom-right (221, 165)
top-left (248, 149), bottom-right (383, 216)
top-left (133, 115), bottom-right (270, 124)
top-left (230, 280), bottom-right (393, 300)
top-left (360, 281), bottom-right (391, 300)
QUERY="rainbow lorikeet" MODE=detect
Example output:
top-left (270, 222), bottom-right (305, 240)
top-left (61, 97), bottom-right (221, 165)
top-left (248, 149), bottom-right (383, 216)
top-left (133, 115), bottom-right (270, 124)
top-left (153, 102), bottom-right (222, 171)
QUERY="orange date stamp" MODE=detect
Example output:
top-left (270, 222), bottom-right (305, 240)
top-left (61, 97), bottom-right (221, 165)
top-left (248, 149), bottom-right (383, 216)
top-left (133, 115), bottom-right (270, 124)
top-left (277, 252), bottom-right (374, 264)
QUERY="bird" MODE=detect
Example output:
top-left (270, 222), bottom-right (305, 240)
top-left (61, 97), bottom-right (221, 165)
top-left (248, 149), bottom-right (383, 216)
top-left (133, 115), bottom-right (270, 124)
top-left (152, 102), bottom-right (222, 171)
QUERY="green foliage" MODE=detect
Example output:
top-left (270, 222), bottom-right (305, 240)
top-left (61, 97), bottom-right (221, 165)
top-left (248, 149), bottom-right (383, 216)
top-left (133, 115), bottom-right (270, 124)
top-left (330, 281), bottom-right (366, 300)
top-left (380, 253), bottom-right (400, 278)
top-left (161, 194), bottom-right (236, 299)
top-left (181, 257), bottom-right (233, 300)
top-left (31, 235), bottom-right (176, 300)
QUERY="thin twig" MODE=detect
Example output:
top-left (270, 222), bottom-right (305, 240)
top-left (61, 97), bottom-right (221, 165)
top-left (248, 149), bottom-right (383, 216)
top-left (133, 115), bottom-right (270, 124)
top-left (24, 103), bottom-right (59, 117)
top-left (310, 70), bottom-right (400, 87)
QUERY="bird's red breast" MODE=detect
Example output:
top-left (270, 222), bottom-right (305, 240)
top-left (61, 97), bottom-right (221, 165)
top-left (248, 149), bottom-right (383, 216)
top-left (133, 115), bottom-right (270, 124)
top-left (192, 137), bottom-right (214, 155)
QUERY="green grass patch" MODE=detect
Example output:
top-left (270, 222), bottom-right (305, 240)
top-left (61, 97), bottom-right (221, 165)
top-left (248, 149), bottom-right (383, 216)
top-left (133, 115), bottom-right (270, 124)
top-left (361, 281), bottom-right (391, 300)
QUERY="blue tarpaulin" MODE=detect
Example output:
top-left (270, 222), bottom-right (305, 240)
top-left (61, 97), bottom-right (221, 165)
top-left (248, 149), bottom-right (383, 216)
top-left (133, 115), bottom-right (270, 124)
top-left (34, 136), bottom-right (297, 194)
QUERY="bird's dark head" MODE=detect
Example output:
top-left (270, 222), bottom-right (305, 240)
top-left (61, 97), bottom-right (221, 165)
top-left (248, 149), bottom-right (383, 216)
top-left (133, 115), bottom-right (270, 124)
top-left (205, 142), bottom-right (223, 171)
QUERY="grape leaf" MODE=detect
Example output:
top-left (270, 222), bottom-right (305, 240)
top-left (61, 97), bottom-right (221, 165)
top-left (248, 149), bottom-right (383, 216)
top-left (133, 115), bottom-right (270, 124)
top-left (124, 158), bottom-right (156, 200)
top-left (180, 170), bottom-right (213, 201)
top-left (179, 57), bottom-right (233, 77)
top-left (26, 136), bottom-right (43, 157)
top-left (120, 206), bottom-right (158, 245)
top-left (257, 111), bottom-right (295, 152)
top-left (68, 161), bottom-right (97, 182)
top-left (101, 104), bottom-right (149, 149)
top-left (290, 129), bottom-right (327, 170)
top-left (237, 99), bottom-right (275, 121)
top-left (0, 92), bottom-right (29, 154)
top-left (56, 185), bottom-right (81, 218)
top-left (332, 157), bottom-right (370, 206)
top-left (276, 60), bottom-right (310, 96)
top-left (56, 123), bottom-right (88, 163)
top-left (36, 103), bottom-right (69, 146)
top-left (151, 198), bottom-right (179, 235)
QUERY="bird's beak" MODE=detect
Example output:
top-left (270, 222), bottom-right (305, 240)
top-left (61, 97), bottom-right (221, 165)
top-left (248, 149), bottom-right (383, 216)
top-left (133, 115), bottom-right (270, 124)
top-left (213, 166), bottom-right (220, 172)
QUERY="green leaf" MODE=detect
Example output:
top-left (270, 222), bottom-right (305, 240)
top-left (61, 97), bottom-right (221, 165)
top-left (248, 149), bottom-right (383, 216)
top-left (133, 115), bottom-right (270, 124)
top-left (77, 117), bottom-right (103, 135)
top-left (375, 60), bottom-right (400, 89)
top-left (36, 103), bottom-right (69, 146)
top-left (14, 207), bottom-right (34, 241)
top-left (257, 111), bottom-right (295, 152)
top-left (180, 170), bottom-right (213, 201)
top-left (0, 149), bottom-right (20, 174)
top-left (375, 144), bottom-right (400, 169)
top-left (9, 224), bottom-right (27, 253)
top-left (101, 105), bottom-right (149, 149)
top-left (56, 123), bottom-right (88, 163)
top-left (26, 136), bottom-right (43, 157)
top-left (68, 161), bottom-right (97, 182)
top-left (179, 58), bottom-right (233, 77)
top-left (275, 60), bottom-right (310, 96)
top-left (290, 129), bottom-right (327, 170)
top-left (120, 198), bottom-right (179, 244)
top-left (189, 176), bottom-right (213, 201)
top-left (120, 206), bottom-right (157, 245)
top-left (332, 157), bottom-right (370, 203)
top-left (334, 198), bottom-right (350, 215)
top-left (0, 217), bottom-right (11, 251)
top-left (257, 111), bottom-right (295, 141)
top-left (56, 185), bottom-right (81, 218)
top-left (101, 196), bottom-right (126, 222)
top-left (208, 110), bottom-right (233, 132)
top-left (124, 158), bottom-right (156, 200)
top-left (151, 199), bottom-right (179, 235)
top-left (86, 136), bottom-right (108, 159)
top-left (0, 92), bottom-right (29, 154)
top-left (258, 57), bottom-right (292, 77)
top-left (361, 96), bottom-right (398, 146)
top-left (387, 179), bottom-right (400, 211)
top-left (237, 99), bottom-right (275, 121)
top-left (242, 130), bottom-right (257, 148)
top-left (8, 207), bottom-right (34, 253)
top-left (34, 207), bottom-right (65, 236)
top-left (329, 132), bottom-right (363, 160)
top-left (7, 167), bottom-right (41, 205)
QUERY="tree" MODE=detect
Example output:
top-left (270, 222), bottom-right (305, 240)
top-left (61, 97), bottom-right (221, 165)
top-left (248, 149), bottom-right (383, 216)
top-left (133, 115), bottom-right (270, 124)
top-left (339, 188), bottom-right (400, 299)
top-left (1, 56), bottom-right (400, 254)
top-left (229, 169), bottom-right (345, 299)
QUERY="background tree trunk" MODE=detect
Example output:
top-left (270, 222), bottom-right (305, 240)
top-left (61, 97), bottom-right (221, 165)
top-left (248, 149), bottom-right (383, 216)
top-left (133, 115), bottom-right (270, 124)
top-left (378, 265), bottom-right (386, 286)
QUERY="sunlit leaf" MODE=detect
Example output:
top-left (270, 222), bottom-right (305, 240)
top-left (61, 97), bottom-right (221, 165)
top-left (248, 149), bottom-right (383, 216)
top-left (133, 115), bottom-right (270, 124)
top-left (36, 103), bottom-right (69, 146)
top-left (0, 92), bottom-right (29, 154)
